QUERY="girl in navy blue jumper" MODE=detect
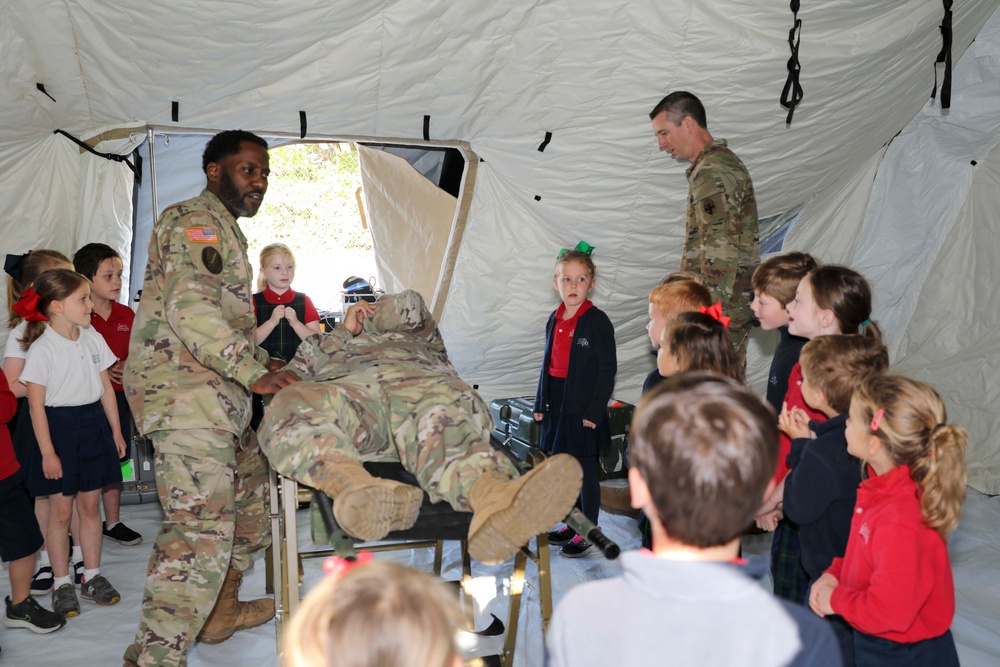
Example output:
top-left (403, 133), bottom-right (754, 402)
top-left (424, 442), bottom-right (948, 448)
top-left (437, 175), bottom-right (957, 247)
top-left (533, 245), bottom-right (616, 558)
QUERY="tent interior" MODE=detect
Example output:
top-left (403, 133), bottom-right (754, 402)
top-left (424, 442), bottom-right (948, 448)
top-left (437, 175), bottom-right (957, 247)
top-left (2, 1), bottom-right (1000, 664)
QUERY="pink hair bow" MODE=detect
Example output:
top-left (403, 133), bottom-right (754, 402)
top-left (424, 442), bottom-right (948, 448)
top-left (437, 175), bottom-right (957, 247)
top-left (322, 550), bottom-right (373, 579)
top-left (12, 287), bottom-right (48, 322)
top-left (698, 301), bottom-right (730, 329)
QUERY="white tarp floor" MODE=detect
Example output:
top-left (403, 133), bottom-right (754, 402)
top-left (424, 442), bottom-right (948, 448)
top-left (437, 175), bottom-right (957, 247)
top-left (2, 489), bottom-right (998, 666)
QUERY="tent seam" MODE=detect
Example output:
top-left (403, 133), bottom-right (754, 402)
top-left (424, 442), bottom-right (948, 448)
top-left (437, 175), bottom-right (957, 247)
top-left (373, 6), bottom-right (387, 135)
top-left (61, 0), bottom-right (95, 126)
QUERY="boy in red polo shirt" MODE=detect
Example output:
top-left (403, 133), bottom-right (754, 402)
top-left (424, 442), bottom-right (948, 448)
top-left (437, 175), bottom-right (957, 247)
top-left (73, 244), bottom-right (143, 546)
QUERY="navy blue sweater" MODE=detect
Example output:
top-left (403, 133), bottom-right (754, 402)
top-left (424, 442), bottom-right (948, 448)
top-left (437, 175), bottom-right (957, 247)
top-left (534, 305), bottom-right (616, 425)
top-left (765, 326), bottom-right (809, 417)
top-left (782, 414), bottom-right (861, 585)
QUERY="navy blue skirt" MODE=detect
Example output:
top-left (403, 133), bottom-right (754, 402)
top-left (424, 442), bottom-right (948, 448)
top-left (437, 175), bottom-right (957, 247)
top-left (29, 401), bottom-right (123, 497)
top-left (854, 629), bottom-right (959, 667)
top-left (539, 375), bottom-right (610, 458)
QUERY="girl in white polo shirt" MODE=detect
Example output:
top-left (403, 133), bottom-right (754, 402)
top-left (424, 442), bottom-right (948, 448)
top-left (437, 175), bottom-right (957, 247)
top-left (16, 269), bottom-right (126, 618)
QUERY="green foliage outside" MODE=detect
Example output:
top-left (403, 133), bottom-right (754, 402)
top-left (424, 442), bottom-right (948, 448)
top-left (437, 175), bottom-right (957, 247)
top-left (244, 142), bottom-right (378, 312)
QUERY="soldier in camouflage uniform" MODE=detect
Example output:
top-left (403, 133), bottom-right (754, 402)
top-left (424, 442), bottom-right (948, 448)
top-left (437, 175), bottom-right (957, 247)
top-left (258, 289), bottom-right (583, 565)
top-left (122, 131), bottom-right (300, 667)
top-left (650, 91), bottom-right (759, 362)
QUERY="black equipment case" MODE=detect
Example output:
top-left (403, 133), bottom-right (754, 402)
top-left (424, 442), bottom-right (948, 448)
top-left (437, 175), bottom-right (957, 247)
top-left (120, 434), bottom-right (159, 505)
top-left (488, 396), bottom-right (633, 479)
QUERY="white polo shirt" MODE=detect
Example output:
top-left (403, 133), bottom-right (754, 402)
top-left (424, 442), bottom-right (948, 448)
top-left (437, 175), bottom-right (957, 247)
top-left (21, 325), bottom-right (116, 407)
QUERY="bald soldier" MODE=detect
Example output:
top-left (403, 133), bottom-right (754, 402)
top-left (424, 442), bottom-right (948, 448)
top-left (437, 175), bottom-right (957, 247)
top-left (123, 131), bottom-right (300, 667)
top-left (259, 290), bottom-right (583, 565)
top-left (650, 91), bottom-right (759, 361)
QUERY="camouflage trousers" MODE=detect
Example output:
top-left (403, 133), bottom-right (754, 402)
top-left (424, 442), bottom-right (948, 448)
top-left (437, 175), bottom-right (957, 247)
top-left (124, 427), bottom-right (270, 667)
top-left (258, 372), bottom-right (518, 511)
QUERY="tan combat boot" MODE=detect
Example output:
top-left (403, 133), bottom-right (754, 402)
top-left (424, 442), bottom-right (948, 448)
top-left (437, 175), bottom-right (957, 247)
top-left (466, 454), bottom-right (583, 564)
top-left (197, 569), bottom-right (275, 645)
top-left (314, 460), bottom-right (424, 541)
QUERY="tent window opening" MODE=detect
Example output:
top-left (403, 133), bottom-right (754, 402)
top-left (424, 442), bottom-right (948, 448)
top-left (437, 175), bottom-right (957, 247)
top-left (760, 204), bottom-right (803, 255)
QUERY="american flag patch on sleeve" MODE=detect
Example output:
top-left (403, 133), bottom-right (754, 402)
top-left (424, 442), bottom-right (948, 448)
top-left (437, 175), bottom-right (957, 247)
top-left (186, 226), bottom-right (219, 243)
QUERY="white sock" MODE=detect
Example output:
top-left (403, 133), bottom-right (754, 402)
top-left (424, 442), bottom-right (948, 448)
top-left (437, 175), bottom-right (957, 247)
top-left (53, 575), bottom-right (73, 588)
top-left (71, 545), bottom-right (83, 563)
top-left (83, 568), bottom-right (100, 583)
top-left (105, 521), bottom-right (120, 530)
top-left (39, 550), bottom-right (51, 567)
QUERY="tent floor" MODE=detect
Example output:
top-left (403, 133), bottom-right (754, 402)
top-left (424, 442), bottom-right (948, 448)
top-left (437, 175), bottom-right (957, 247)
top-left (3, 490), bottom-right (998, 666)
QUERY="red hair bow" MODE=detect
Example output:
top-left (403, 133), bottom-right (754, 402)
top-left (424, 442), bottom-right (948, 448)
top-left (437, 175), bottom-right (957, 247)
top-left (322, 550), bottom-right (373, 579)
top-left (698, 301), bottom-right (730, 329)
top-left (12, 287), bottom-right (48, 322)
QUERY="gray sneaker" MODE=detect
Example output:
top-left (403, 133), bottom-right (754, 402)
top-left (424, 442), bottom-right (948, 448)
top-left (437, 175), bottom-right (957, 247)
top-left (52, 584), bottom-right (80, 618)
top-left (80, 574), bottom-right (120, 606)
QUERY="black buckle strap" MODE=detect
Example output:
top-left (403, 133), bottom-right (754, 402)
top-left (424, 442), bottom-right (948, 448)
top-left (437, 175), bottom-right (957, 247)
top-left (780, 0), bottom-right (803, 125)
top-left (53, 129), bottom-right (139, 181)
top-left (931, 0), bottom-right (953, 109)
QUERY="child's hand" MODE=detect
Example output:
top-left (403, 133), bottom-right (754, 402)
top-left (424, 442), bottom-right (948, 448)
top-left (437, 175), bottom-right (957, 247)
top-left (779, 402), bottom-right (813, 439)
top-left (42, 453), bottom-right (63, 480)
top-left (809, 574), bottom-right (838, 617)
top-left (533, 413), bottom-right (544, 422)
top-left (108, 359), bottom-right (124, 384)
top-left (755, 507), bottom-right (783, 532)
top-left (114, 432), bottom-right (127, 459)
top-left (284, 307), bottom-right (299, 324)
top-left (269, 305), bottom-right (286, 324)
top-left (582, 419), bottom-right (596, 429)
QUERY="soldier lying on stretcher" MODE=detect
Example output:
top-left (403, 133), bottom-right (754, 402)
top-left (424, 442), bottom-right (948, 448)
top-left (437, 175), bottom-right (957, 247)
top-left (257, 290), bottom-right (582, 564)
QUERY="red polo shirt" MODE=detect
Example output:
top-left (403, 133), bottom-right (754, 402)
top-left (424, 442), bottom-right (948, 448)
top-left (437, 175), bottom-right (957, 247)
top-left (0, 369), bottom-right (20, 479)
top-left (89, 301), bottom-right (135, 392)
top-left (548, 300), bottom-right (592, 378)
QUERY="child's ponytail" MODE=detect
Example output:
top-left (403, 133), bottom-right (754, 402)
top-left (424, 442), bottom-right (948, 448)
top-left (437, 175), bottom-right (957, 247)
top-left (855, 375), bottom-right (968, 538)
top-left (5, 249), bottom-right (71, 329)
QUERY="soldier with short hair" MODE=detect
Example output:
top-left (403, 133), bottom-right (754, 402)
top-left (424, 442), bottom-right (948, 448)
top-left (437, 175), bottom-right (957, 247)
top-left (123, 130), bottom-right (300, 667)
top-left (650, 91), bottom-right (759, 362)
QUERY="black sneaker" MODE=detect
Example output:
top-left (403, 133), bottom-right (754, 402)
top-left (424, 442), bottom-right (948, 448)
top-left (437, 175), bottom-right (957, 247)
top-left (3, 595), bottom-right (66, 634)
top-left (560, 534), bottom-right (596, 558)
top-left (546, 525), bottom-right (577, 546)
top-left (73, 561), bottom-right (84, 588)
top-left (51, 584), bottom-right (80, 618)
top-left (103, 521), bottom-right (143, 546)
top-left (29, 565), bottom-right (53, 596)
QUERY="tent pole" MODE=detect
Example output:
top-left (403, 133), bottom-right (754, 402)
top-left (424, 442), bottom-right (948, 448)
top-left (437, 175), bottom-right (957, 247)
top-left (146, 128), bottom-right (159, 223)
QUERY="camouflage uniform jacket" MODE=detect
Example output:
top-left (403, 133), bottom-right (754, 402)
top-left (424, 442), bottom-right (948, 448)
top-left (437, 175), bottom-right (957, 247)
top-left (682, 139), bottom-right (759, 344)
top-left (125, 189), bottom-right (270, 439)
top-left (289, 290), bottom-right (456, 385)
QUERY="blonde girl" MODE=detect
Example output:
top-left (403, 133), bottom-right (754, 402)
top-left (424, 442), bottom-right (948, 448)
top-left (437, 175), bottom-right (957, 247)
top-left (283, 558), bottom-right (462, 667)
top-left (810, 375), bottom-right (965, 666)
top-left (19, 269), bottom-right (127, 617)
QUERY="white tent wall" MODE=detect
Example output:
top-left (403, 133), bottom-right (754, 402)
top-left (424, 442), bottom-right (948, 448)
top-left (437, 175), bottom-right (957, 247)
top-left (2, 1), bottom-right (1000, 485)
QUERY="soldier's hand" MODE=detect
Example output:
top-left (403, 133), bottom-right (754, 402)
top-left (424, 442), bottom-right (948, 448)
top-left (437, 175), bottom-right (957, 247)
top-left (250, 370), bottom-right (301, 394)
top-left (265, 358), bottom-right (286, 372)
top-left (269, 305), bottom-right (286, 324)
top-left (343, 301), bottom-right (376, 335)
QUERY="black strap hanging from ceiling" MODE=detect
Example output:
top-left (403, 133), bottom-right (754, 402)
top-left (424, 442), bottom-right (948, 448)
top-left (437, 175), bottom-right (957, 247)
top-left (52, 129), bottom-right (139, 180)
top-left (779, 0), bottom-right (803, 125)
top-left (931, 0), bottom-right (953, 109)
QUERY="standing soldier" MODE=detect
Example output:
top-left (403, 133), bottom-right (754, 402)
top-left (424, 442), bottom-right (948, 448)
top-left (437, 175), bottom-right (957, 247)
top-left (123, 130), bottom-right (300, 667)
top-left (650, 91), bottom-right (759, 363)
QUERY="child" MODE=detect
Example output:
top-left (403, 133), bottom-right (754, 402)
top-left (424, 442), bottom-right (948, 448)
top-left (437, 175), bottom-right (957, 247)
top-left (250, 243), bottom-right (321, 429)
top-left (534, 245), bottom-right (617, 558)
top-left (657, 309), bottom-right (744, 384)
top-left (283, 557), bottom-right (462, 667)
top-left (18, 269), bottom-right (127, 618)
top-left (547, 373), bottom-right (840, 667)
top-left (782, 334), bottom-right (889, 665)
top-left (0, 368), bottom-right (66, 638)
top-left (811, 375), bottom-right (966, 666)
top-left (761, 265), bottom-right (879, 605)
top-left (2, 250), bottom-right (77, 595)
top-left (73, 243), bottom-right (142, 547)
top-left (750, 251), bottom-right (818, 418)
top-left (644, 279), bottom-right (712, 393)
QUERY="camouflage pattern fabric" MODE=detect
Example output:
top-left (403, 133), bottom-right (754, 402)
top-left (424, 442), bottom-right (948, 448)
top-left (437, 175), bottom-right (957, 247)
top-left (259, 290), bottom-right (518, 510)
top-left (124, 428), bottom-right (269, 667)
top-left (681, 139), bottom-right (759, 359)
top-left (123, 189), bottom-right (272, 667)
top-left (124, 189), bottom-right (271, 437)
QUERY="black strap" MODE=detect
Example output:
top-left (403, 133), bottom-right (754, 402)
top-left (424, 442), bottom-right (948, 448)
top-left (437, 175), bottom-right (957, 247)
top-left (52, 129), bottom-right (139, 180)
top-left (423, 114), bottom-right (431, 140)
top-left (931, 0), bottom-right (953, 108)
top-left (171, 101), bottom-right (179, 122)
top-left (779, 0), bottom-right (804, 125)
top-left (299, 110), bottom-right (307, 139)
top-left (537, 131), bottom-right (553, 152)
top-left (36, 83), bottom-right (56, 103)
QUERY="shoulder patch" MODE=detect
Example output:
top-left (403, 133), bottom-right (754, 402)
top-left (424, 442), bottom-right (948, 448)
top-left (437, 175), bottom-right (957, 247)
top-left (202, 247), bottom-right (224, 274)
top-left (186, 226), bottom-right (219, 243)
